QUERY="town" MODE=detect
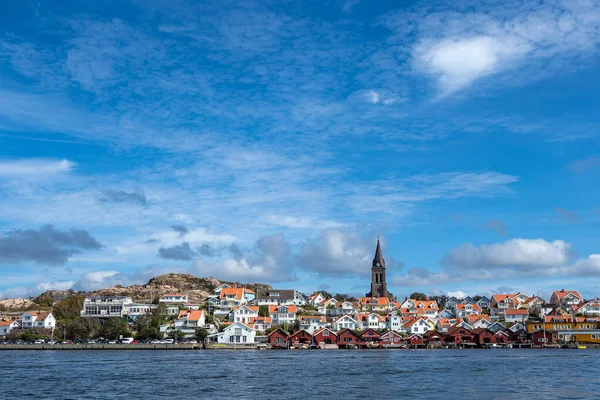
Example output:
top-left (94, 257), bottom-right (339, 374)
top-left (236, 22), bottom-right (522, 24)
top-left (1, 241), bottom-right (599, 349)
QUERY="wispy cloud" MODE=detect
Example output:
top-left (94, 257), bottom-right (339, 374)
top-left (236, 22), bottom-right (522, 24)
top-left (0, 158), bottom-right (74, 178)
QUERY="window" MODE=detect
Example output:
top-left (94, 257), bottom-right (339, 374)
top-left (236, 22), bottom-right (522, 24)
top-left (230, 336), bottom-right (234, 343)
top-left (592, 334), bottom-right (597, 339)
top-left (323, 331), bottom-right (329, 336)
top-left (242, 336), bottom-right (247, 343)
top-left (236, 336), bottom-right (241, 342)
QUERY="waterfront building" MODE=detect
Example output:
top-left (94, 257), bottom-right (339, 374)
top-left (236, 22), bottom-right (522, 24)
top-left (21, 311), bottom-right (55, 329)
top-left (81, 296), bottom-right (132, 318)
top-left (356, 313), bottom-right (385, 330)
top-left (247, 316), bottom-right (272, 331)
top-left (267, 329), bottom-right (289, 347)
top-left (471, 328), bottom-right (496, 346)
top-left (123, 303), bottom-right (157, 322)
top-left (337, 328), bottom-right (359, 347)
top-left (423, 330), bottom-right (444, 343)
top-left (550, 289), bottom-right (583, 310)
top-left (360, 328), bottom-right (381, 343)
top-left (256, 289), bottom-right (305, 306)
top-left (208, 321), bottom-right (256, 344)
top-left (0, 320), bottom-right (20, 338)
top-left (402, 317), bottom-right (431, 335)
top-left (366, 239), bottom-right (394, 299)
top-left (380, 330), bottom-right (404, 345)
top-left (288, 329), bottom-right (313, 345)
top-left (174, 309), bottom-right (206, 337)
top-left (313, 327), bottom-right (337, 346)
top-left (444, 326), bottom-right (474, 346)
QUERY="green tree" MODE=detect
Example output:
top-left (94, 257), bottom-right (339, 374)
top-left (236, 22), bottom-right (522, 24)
top-left (195, 328), bottom-right (209, 341)
top-left (473, 295), bottom-right (482, 302)
top-left (169, 330), bottom-right (185, 341)
top-left (259, 305), bottom-right (270, 317)
top-left (53, 295), bottom-right (86, 321)
top-left (409, 292), bottom-right (428, 301)
top-left (67, 318), bottom-right (101, 340)
top-left (100, 318), bottom-right (130, 340)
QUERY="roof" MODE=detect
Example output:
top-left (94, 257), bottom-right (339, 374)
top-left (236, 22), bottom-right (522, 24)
top-left (267, 328), bottom-right (289, 337)
top-left (334, 314), bottom-right (357, 323)
top-left (219, 287), bottom-right (246, 299)
top-left (178, 309), bottom-right (204, 321)
top-left (471, 328), bottom-right (492, 335)
top-left (413, 300), bottom-right (439, 310)
top-left (492, 294), bottom-right (518, 303)
top-left (298, 315), bottom-right (326, 323)
top-left (313, 327), bottom-right (337, 336)
top-left (268, 305), bottom-right (297, 313)
top-left (233, 305), bottom-right (259, 312)
top-left (248, 316), bottom-right (272, 324)
top-left (456, 303), bottom-right (482, 311)
top-left (162, 293), bottom-right (187, 297)
top-left (358, 297), bottom-right (390, 306)
top-left (256, 289), bottom-right (296, 300)
top-left (356, 313), bottom-right (384, 322)
top-left (544, 315), bottom-right (573, 323)
top-left (505, 309), bottom-right (528, 315)
top-left (552, 290), bottom-right (582, 300)
top-left (223, 321), bottom-right (255, 331)
top-left (24, 311), bottom-right (52, 320)
top-left (0, 320), bottom-right (17, 326)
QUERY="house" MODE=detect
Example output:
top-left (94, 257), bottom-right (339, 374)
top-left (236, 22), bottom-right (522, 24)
top-left (267, 329), bottom-right (289, 348)
top-left (531, 329), bottom-right (555, 345)
top-left (307, 292), bottom-right (326, 305)
top-left (174, 309), bottom-right (206, 337)
top-left (359, 328), bottom-right (381, 343)
top-left (438, 309), bottom-right (455, 319)
top-left (313, 328), bottom-right (338, 345)
top-left (317, 298), bottom-right (339, 315)
top-left (359, 297), bottom-right (390, 313)
top-left (208, 321), bottom-right (256, 344)
top-left (289, 329), bottom-right (313, 345)
top-left (536, 303), bottom-right (558, 318)
top-left (256, 289), bottom-right (305, 306)
top-left (423, 330), bottom-right (444, 343)
top-left (403, 317), bottom-right (430, 335)
top-left (124, 303), bottom-right (157, 322)
top-left (461, 296), bottom-right (475, 304)
top-left (476, 296), bottom-right (491, 310)
top-left (268, 305), bottom-right (297, 325)
top-left (332, 315), bottom-right (358, 331)
top-left (465, 314), bottom-right (491, 329)
top-left (218, 288), bottom-right (255, 314)
top-left (510, 329), bottom-right (529, 344)
top-left (159, 293), bottom-right (188, 303)
top-left (504, 309), bottom-right (529, 323)
top-left (444, 326), bottom-right (474, 346)
top-left (550, 289), bottom-right (583, 310)
top-left (380, 330), bottom-right (403, 346)
top-left (444, 297), bottom-right (460, 310)
top-left (573, 302), bottom-right (600, 316)
top-left (356, 313), bottom-right (385, 330)
top-left (298, 315), bottom-right (326, 334)
top-left (471, 328), bottom-right (496, 346)
top-left (490, 294), bottom-right (519, 317)
top-left (436, 318), bottom-right (461, 333)
top-left (230, 305), bottom-right (259, 324)
top-left (404, 333), bottom-right (425, 346)
top-left (0, 320), bottom-right (20, 338)
top-left (81, 296), bottom-right (132, 318)
top-left (522, 295), bottom-right (546, 310)
top-left (337, 328), bottom-right (359, 347)
top-left (495, 330), bottom-right (510, 344)
top-left (512, 293), bottom-right (532, 305)
top-left (487, 321), bottom-right (507, 333)
top-left (247, 316), bottom-right (272, 332)
top-left (508, 322), bottom-right (526, 332)
top-left (454, 303), bottom-right (482, 318)
top-left (386, 314), bottom-right (404, 332)
top-left (400, 299), bottom-right (439, 318)
top-left (21, 311), bottom-right (55, 330)
top-left (333, 301), bottom-right (359, 317)
top-left (213, 283), bottom-right (231, 295)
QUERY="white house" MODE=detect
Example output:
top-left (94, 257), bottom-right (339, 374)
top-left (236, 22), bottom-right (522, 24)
top-left (174, 309), bottom-right (206, 337)
top-left (159, 293), bottom-right (188, 303)
top-left (550, 290), bottom-right (583, 310)
top-left (81, 296), bottom-right (132, 318)
top-left (124, 303), bottom-right (157, 322)
top-left (217, 288), bottom-right (255, 315)
top-left (573, 302), bottom-right (600, 316)
top-left (230, 305), bottom-right (259, 324)
top-left (247, 316), bottom-right (272, 332)
top-left (21, 311), bottom-right (55, 330)
top-left (476, 296), bottom-right (491, 310)
top-left (268, 305), bottom-right (297, 325)
top-left (332, 315), bottom-right (358, 331)
top-left (209, 322), bottom-right (256, 344)
top-left (0, 320), bottom-right (20, 337)
top-left (386, 314), bottom-right (404, 333)
top-left (454, 303), bottom-right (482, 318)
top-left (356, 313), bottom-right (385, 330)
top-left (504, 309), bottom-right (529, 323)
top-left (490, 294), bottom-right (519, 317)
top-left (403, 317), bottom-right (430, 335)
top-left (307, 292), bottom-right (326, 305)
top-left (298, 315), bottom-right (327, 334)
top-left (256, 289), bottom-right (305, 306)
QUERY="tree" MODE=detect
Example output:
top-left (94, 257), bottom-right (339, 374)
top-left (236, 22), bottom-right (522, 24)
top-left (473, 295), bottom-right (482, 302)
top-left (195, 328), bottom-right (209, 341)
top-left (334, 293), bottom-right (348, 302)
top-left (53, 295), bottom-right (86, 322)
top-left (169, 330), bottom-right (185, 341)
top-left (100, 318), bottom-right (130, 340)
top-left (409, 292), bottom-right (428, 301)
top-left (259, 305), bottom-right (270, 317)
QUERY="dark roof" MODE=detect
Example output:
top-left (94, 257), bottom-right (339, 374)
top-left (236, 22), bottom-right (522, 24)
top-left (256, 289), bottom-right (295, 300)
top-left (471, 328), bottom-right (492, 335)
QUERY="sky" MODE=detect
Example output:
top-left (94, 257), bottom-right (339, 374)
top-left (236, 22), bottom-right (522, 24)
top-left (0, 0), bottom-right (599, 301)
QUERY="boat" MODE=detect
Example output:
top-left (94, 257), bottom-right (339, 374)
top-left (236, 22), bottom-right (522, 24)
top-left (578, 345), bottom-right (587, 349)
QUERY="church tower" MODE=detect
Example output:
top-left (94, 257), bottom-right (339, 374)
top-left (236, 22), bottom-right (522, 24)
top-left (366, 238), bottom-right (393, 299)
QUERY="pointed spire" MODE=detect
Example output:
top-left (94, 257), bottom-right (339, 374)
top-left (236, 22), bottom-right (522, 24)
top-left (374, 238), bottom-right (383, 261)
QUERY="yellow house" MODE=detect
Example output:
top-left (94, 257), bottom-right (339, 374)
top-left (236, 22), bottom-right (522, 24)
top-left (527, 316), bottom-right (600, 343)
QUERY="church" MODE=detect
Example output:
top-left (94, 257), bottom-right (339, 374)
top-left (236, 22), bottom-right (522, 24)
top-left (366, 239), bottom-right (394, 300)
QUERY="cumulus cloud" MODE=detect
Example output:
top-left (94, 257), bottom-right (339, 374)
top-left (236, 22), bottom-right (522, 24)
top-left (447, 290), bottom-right (468, 299)
top-left (171, 225), bottom-right (189, 236)
top-left (73, 270), bottom-right (127, 291)
top-left (193, 234), bottom-right (294, 282)
top-left (0, 158), bottom-right (74, 178)
top-left (98, 189), bottom-right (148, 207)
top-left (158, 242), bottom-right (196, 261)
top-left (297, 230), bottom-right (379, 277)
top-left (0, 224), bottom-right (103, 265)
top-left (567, 254), bottom-right (600, 276)
top-left (443, 238), bottom-right (572, 269)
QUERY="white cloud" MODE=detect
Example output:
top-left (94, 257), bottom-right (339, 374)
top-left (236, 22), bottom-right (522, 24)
top-left (297, 230), bottom-right (378, 277)
top-left (194, 234), bottom-right (294, 282)
top-left (567, 254), bottom-right (600, 276)
top-left (447, 290), bottom-right (468, 299)
top-left (443, 238), bottom-right (571, 269)
top-left (0, 158), bottom-right (75, 178)
top-left (261, 214), bottom-right (345, 229)
top-left (73, 270), bottom-right (126, 291)
top-left (35, 280), bottom-right (76, 292)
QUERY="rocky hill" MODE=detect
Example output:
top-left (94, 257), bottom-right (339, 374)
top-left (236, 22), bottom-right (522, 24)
top-left (0, 298), bottom-right (36, 311)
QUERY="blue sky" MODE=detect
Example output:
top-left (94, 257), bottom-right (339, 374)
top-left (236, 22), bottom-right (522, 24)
top-left (1, 0), bottom-right (599, 301)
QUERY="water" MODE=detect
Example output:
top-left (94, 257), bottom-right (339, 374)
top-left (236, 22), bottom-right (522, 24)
top-left (0, 349), bottom-right (598, 399)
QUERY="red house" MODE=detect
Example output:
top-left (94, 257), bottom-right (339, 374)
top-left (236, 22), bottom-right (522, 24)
top-left (471, 328), bottom-right (496, 346)
top-left (380, 330), bottom-right (403, 345)
top-left (267, 329), bottom-right (289, 348)
top-left (359, 328), bottom-right (381, 342)
top-left (313, 328), bottom-right (338, 345)
top-left (531, 330), bottom-right (555, 345)
top-left (495, 330), bottom-right (510, 344)
top-left (337, 329), bottom-right (359, 348)
top-left (444, 326), bottom-right (474, 346)
top-left (423, 330), bottom-right (444, 343)
top-left (289, 330), bottom-right (313, 345)
top-left (405, 333), bottom-right (425, 346)
top-left (510, 329), bottom-right (529, 344)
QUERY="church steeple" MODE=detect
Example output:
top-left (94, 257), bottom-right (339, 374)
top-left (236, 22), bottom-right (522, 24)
top-left (372, 238), bottom-right (385, 268)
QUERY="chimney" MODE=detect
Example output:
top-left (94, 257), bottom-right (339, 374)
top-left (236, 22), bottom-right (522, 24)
top-left (561, 289), bottom-right (565, 292)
